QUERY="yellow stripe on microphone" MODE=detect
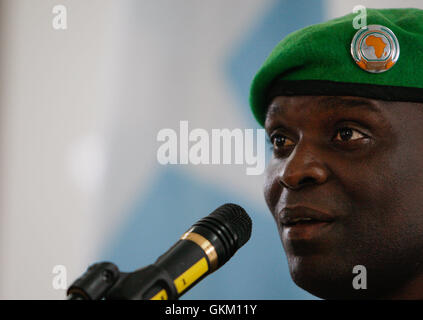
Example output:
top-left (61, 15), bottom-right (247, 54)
top-left (180, 231), bottom-right (218, 272)
top-left (174, 257), bottom-right (208, 294)
top-left (150, 289), bottom-right (168, 300)
top-left (150, 257), bottom-right (209, 299)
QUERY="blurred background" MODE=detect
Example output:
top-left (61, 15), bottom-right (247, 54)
top-left (0, 0), bottom-right (422, 300)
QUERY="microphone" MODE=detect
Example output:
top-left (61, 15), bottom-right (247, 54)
top-left (67, 203), bottom-right (252, 300)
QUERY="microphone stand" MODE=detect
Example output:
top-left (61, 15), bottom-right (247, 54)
top-left (67, 262), bottom-right (178, 300)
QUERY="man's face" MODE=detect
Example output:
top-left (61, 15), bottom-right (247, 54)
top-left (264, 95), bottom-right (423, 299)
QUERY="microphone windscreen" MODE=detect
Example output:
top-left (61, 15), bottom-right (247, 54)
top-left (192, 203), bottom-right (252, 265)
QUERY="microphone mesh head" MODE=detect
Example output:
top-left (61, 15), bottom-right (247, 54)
top-left (209, 203), bottom-right (252, 250)
top-left (191, 203), bottom-right (253, 266)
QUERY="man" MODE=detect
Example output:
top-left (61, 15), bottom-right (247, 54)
top-left (249, 8), bottom-right (423, 299)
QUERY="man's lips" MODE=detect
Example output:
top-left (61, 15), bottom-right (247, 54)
top-left (280, 205), bottom-right (335, 226)
top-left (279, 206), bottom-right (336, 241)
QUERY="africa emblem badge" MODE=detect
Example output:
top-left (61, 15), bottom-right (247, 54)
top-left (351, 24), bottom-right (400, 73)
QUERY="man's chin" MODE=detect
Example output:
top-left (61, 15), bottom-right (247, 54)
top-left (287, 255), bottom-right (366, 299)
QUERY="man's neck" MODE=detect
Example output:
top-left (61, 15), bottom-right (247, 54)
top-left (383, 270), bottom-right (423, 300)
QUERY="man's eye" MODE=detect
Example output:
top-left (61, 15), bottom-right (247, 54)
top-left (271, 134), bottom-right (295, 149)
top-left (333, 127), bottom-right (366, 142)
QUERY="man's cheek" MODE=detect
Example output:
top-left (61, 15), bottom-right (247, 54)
top-left (344, 163), bottom-right (392, 210)
top-left (263, 161), bottom-right (283, 211)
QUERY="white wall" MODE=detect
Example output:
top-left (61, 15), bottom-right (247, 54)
top-left (0, 0), bottom-right (122, 299)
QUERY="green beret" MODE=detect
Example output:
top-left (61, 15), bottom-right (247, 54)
top-left (249, 8), bottom-right (423, 127)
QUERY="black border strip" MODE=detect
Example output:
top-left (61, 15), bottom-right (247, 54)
top-left (266, 79), bottom-right (423, 106)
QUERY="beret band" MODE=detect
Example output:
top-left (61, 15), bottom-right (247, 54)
top-left (266, 79), bottom-right (423, 110)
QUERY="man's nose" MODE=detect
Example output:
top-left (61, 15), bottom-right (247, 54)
top-left (278, 142), bottom-right (330, 190)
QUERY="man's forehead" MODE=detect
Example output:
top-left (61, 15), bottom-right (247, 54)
top-left (266, 95), bottom-right (383, 120)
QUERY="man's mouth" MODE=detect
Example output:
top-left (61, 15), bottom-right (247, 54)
top-left (280, 206), bottom-right (335, 224)
top-left (279, 206), bottom-right (335, 240)
top-left (282, 217), bottom-right (330, 226)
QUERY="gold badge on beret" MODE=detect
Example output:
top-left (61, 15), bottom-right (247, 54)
top-left (351, 24), bottom-right (400, 73)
